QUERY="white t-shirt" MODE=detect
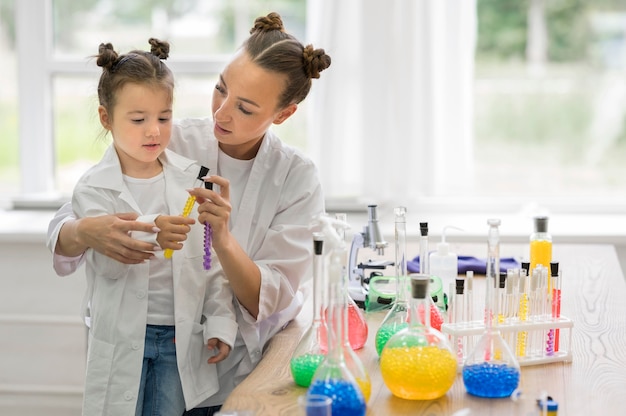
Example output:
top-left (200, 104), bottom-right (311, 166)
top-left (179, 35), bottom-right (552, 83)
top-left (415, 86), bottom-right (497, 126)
top-left (124, 172), bottom-right (174, 325)
top-left (217, 148), bottom-right (254, 226)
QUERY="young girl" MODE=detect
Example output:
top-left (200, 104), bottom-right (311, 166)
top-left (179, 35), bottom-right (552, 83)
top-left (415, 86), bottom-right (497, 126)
top-left (48, 12), bottom-right (331, 415)
top-left (72, 39), bottom-right (237, 416)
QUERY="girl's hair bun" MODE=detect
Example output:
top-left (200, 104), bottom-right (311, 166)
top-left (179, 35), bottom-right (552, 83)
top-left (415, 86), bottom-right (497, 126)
top-left (149, 38), bottom-right (170, 60)
top-left (96, 42), bottom-right (119, 70)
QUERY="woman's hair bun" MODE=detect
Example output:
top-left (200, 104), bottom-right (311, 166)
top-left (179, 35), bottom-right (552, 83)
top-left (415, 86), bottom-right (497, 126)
top-left (303, 44), bottom-right (332, 79)
top-left (250, 11), bottom-right (284, 34)
top-left (149, 38), bottom-right (170, 60)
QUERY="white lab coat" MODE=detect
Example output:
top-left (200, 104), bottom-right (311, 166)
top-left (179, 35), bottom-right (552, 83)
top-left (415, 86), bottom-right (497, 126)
top-left (71, 146), bottom-right (238, 414)
top-left (47, 118), bottom-right (325, 407)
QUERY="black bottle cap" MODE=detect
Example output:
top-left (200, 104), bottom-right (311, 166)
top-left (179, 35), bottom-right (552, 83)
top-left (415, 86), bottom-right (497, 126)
top-left (420, 222), bottom-right (428, 236)
top-left (521, 261), bottom-right (530, 274)
top-left (197, 166), bottom-right (213, 190)
top-left (499, 272), bottom-right (507, 288)
top-left (312, 232), bottom-right (324, 255)
top-left (410, 274), bottom-right (429, 299)
top-left (455, 278), bottom-right (465, 295)
top-left (534, 216), bottom-right (549, 233)
top-left (550, 261), bottom-right (559, 277)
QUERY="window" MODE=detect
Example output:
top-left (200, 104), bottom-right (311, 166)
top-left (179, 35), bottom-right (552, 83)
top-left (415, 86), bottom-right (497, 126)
top-left (0, 0), bottom-right (18, 196)
top-left (2, 0), bottom-right (305, 205)
top-left (308, 0), bottom-right (626, 215)
top-left (4, 0), bottom-right (626, 215)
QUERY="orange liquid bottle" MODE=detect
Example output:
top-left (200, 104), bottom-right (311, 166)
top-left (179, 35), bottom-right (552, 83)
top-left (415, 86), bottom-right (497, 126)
top-left (529, 216), bottom-right (552, 288)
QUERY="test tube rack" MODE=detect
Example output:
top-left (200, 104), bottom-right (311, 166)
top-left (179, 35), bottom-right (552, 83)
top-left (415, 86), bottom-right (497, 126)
top-left (442, 316), bottom-right (573, 366)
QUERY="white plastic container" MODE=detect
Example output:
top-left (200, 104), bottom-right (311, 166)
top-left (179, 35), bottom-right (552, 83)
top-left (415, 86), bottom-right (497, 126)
top-left (429, 226), bottom-right (459, 309)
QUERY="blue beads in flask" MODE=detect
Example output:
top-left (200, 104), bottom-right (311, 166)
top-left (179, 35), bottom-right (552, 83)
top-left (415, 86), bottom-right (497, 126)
top-left (309, 379), bottom-right (365, 415)
top-left (463, 362), bottom-right (520, 398)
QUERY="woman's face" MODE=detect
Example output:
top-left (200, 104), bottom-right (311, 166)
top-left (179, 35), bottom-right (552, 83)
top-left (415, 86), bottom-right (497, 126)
top-left (212, 50), bottom-right (296, 160)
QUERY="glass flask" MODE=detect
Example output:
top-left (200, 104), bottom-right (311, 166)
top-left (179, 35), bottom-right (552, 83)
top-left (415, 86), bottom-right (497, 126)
top-left (462, 219), bottom-right (521, 398)
top-left (380, 274), bottom-right (457, 400)
top-left (376, 207), bottom-right (443, 356)
top-left (308, 248), bottom-right (367, 415)
top-left (375, 206), bottom-right (411, 356)
top-left (335, 212), bottom-right (369, 351)
top-left (334, 214), bottom-right (372, 401)
top-left (290, 233), bottom-right (327, 387)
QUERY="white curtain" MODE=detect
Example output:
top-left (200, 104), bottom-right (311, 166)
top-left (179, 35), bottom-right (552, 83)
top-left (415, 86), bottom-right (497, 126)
top-left (306, 0), bottom-right (476, 208)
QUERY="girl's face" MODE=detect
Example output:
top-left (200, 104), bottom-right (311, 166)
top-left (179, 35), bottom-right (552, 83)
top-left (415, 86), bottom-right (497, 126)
top-left (99, 83), bottom-right (173, 178)
top-left (212, 50), bottom-right (297, 160)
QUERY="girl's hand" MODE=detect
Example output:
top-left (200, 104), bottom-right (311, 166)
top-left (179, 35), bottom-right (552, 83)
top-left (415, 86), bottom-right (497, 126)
top-left (155, 215), bottom-right (196, 251)
top-left (206, 337), bottom-right (231, 364)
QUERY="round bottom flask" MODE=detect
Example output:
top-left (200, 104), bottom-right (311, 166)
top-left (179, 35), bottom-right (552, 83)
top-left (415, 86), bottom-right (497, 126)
top-left (463, 221), bottom-right (520, 399)
top-left (375, 276), bottom-right (446, 355)
top-left (462, 329), bottom-right (520, 398)
top-left (380, 274), bottom-right (457, 400)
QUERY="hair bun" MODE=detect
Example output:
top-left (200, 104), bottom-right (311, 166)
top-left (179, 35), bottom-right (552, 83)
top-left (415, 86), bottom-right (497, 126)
top-left (250, 11), bottom-right (284, 34)
top-left (149, 38), bottom-right (170, 60)
top-left (302, 44), bottom-right (332, 79)
top-left (96, 43), bottom-right (119, 70)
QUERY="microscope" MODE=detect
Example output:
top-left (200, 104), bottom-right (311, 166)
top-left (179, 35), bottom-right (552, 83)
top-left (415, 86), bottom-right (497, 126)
top-left (348, 205), bottom-right (394, 307)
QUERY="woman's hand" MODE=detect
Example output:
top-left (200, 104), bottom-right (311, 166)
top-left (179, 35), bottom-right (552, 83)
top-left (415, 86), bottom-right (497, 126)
top-left (188, 176), bottom-right (232, 248)
top-left (188, 176), bottom-right (262, 318)
top-left (155, 214), bottom-right (196, 251)
top-left (72, 213), bottom-right (159, 264)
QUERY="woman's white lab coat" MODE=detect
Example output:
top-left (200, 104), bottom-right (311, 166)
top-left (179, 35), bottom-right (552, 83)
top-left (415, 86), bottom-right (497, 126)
top-left (47, 119), bottom-right (325, 407)
top-left (71, 146), bottom-right (238, 415)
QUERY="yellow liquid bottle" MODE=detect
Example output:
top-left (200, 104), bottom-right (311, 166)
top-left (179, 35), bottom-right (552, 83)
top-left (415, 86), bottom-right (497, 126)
top-left (529, 216), bottom-right (552, 287)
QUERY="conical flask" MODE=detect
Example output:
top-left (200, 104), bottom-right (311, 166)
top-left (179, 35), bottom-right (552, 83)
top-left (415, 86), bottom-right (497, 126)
top-left (334, 212), bottom-right (368, 351)
top-left (308, 248), bottom-right (366, 415)
top-left (375, 206), bottom-right (411, 356)
top-left (290, 233), bottom-right (327, 387)
top-left (380, 274), bottom-right (457, 400)
top-left (336, 223), bottom-right (371, 401)
top-left (462, 219), bottom-right (520, 398)
top-left (375, 208), bottom-right (444, 356)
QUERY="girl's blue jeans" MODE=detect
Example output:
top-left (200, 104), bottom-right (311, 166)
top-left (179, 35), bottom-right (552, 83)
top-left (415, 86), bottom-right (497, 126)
top-left (136, 325), bottom-right (185, 416)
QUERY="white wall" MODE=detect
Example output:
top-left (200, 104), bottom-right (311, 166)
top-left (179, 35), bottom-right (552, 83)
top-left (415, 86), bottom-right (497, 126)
top-left (0, 212), bottom-right (85, 416)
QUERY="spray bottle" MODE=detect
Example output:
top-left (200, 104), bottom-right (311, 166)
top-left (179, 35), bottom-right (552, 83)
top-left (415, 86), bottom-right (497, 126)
top-left (429, 226), bottom-right (461, 310)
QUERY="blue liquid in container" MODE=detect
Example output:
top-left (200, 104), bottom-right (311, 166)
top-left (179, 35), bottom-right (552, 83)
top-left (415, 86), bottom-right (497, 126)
top-left (309, 378), bottom-right (366, 415)
top-left (463, 362), bottom-right (520, 398)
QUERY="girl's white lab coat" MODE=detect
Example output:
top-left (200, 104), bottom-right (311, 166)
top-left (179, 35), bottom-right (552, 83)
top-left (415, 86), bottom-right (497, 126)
top-left (48, 119), bottom-right (324, 407)
top-left (71, 146), bottom-right (238, 415)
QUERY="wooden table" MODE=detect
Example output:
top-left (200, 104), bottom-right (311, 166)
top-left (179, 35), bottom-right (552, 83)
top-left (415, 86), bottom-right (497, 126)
top-left (221, 244), bottom-right (626, 415)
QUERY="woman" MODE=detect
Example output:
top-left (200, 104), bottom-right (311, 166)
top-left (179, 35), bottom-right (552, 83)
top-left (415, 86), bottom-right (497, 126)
top-left (47, 11), bottom-right (331, 415)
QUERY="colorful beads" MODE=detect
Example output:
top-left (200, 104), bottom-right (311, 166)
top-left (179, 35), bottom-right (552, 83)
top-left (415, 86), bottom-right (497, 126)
top-left (380, 345), bottom-right (457, 400)
top-left (375, 322), bottom-right (409, 356)
top-left (290, 353), bottom-right (325, 387)
top-left (462, 362), bottom-right (520, 398)
top-left (309, 378), bottom-right (366, 415)
top-left (203, 223), bottom-right (212, 270)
